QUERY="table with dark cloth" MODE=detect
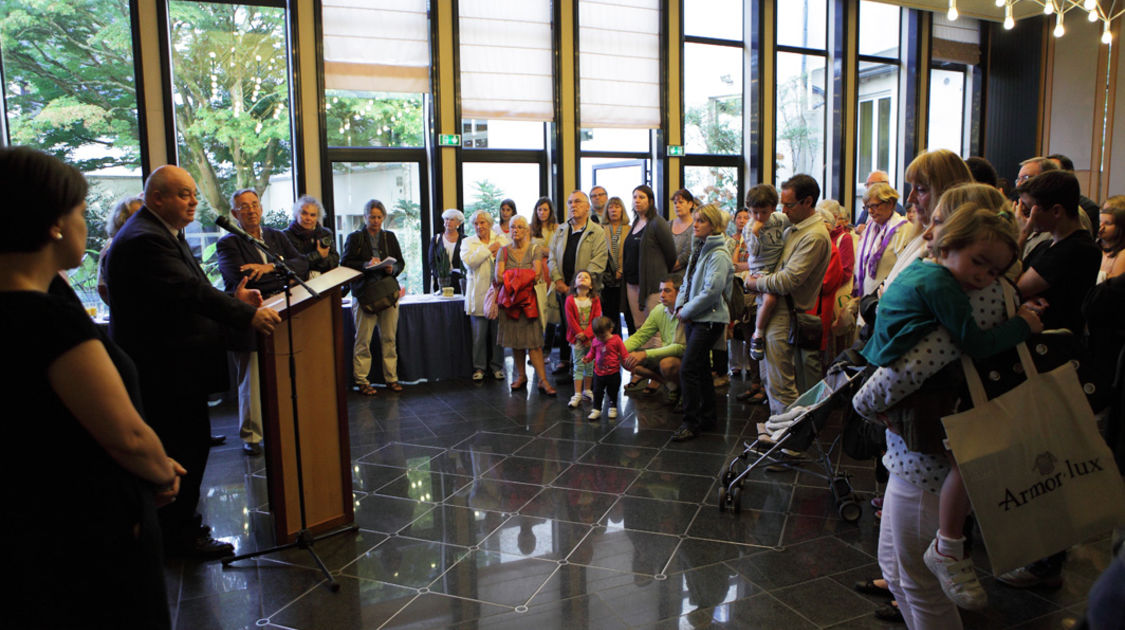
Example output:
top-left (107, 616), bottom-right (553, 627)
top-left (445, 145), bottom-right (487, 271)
top-left (345, 294), bottom-right (472, 383)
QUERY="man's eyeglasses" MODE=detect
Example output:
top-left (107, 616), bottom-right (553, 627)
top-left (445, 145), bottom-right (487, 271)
top-left (236, 201), bottom-right (261, 212)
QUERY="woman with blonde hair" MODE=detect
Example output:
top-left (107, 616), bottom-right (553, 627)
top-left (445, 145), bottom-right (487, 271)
top-left (97, 194), bottom-right (144, 302)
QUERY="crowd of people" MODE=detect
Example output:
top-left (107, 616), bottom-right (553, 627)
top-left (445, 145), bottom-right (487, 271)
top-left (5, 141), bottom-right (1124, 628)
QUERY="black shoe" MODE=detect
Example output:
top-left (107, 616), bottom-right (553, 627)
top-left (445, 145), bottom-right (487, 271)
top-left (551, 361), bottom-right (572, 376)
top-left (166, 533), bottom-right (234, 560)
top-left (874, 603), bottom-right (904, 623)
top-left (854, 579), bottom-right (893, 598)
top-left (671, 425), bottom-right (698, 442)
top-left (242, 442), bottom-right (262, 456)
top-left (209, 434), bottom-right (226, 446)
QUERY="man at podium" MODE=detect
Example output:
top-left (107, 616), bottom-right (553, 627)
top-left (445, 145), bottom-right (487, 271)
top-left (106, 165), bottom-right (281, 559)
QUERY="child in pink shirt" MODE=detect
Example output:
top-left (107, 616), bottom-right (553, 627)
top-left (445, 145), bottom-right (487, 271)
top-left (583, 316), bottom-right (628, 421)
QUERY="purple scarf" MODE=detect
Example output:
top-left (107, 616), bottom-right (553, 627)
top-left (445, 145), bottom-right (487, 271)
top-left (856, 217), bottom-right (904, 294)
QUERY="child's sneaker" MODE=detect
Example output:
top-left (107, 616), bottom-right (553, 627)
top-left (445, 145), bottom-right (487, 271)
top-left (923, 538), bottom-right (987, 610)
top-left (582, 389), bottom-right (594, 401)
top-left (587, 409), bottom-right (601, 422)
top-left (607, 407), bottom-right (618, 419)
top-left (749, 335), bottom-right (765, 361)
top-left (568, 394), bottom-right (583, 408)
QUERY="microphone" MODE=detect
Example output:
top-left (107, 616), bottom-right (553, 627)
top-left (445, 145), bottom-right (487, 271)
top-left (215, 215), bottom-right (266, 247)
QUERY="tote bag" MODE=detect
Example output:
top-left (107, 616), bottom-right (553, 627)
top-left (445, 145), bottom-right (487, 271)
top-left (942, 343), bottom-right (1125, 575)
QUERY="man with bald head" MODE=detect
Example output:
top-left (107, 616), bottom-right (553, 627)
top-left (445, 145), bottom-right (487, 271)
top-left (855, 170), bottom-right (905, 225)
top-left (106, 165), bottom-right (281, 559)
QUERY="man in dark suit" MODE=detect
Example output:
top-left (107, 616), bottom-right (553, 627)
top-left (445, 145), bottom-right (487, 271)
top-left (217, 188), bottom-right (307, 456)
top-left (106, 165), bottom-right (281, 558)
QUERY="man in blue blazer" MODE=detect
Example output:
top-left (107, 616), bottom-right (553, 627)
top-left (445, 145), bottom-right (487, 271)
top-left (106, 165), bottom-right (281, 559)
top-left (216, 188), bottom-right (308, 456)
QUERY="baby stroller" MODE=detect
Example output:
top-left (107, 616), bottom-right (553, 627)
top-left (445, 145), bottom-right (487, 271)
top-left (717, 362), bottom-right (867, 521)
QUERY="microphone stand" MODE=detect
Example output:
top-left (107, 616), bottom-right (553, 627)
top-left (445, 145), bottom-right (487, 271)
top-left (221, 233), bottom-right (356, 592)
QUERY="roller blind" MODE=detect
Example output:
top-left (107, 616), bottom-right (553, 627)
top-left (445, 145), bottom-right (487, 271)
top-left (579, 0), bottom-right (661, 128)
top-left (459, 0), bottom-right (554, 121)
top-left (322, 0), bottom-right (430, 93)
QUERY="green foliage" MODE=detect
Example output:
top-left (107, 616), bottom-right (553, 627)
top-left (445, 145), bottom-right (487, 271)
top-left (776, 72), bottom-right (822, 180)
top-left (685, 96), bottom-right (742, 155)
top-left (0, 0), bottom-right (141, 172)
top-left (467, 180), bottom-right (506, 220)
top-left (167, 2), bottom-right (292, 223)
top-left (391, 199), bottom-right (423, 295)
top-left (262, 208), bottom-right (289, 230)
top-left (326, 91), bottom-right (425, 148)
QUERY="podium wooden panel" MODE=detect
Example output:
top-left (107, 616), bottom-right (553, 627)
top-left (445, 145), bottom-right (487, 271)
top-left (258, 267), bottom-right (359, 544)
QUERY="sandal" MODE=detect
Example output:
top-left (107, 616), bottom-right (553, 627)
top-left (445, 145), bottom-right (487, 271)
top-left (358, 384), bottom-right (378, 397)
top-left (510, 378), bottom-right (528, 391)
top-left (388, 382), bottom-right (403, 392)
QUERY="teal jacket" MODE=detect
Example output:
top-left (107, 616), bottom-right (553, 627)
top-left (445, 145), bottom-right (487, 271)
top-left (675, 234), bottom-right (733, 324)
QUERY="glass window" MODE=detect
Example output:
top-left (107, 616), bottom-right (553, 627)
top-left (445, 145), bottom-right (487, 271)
top-left (777, 0), bottom-right (827, 50)
top-left (326, 91), bottom-right (425, 148)
top-left (168, 1), bottom-right (295, 281)
top-left (461, 119), bottom-right (545, 150)
top-left (580, 128), bottom-right (651, 153)
top-left (859, 1), bottom-right (901, 58)
top-left (1, 0), bottom-right (143, 305)
top-left (775, 52), bottom-right (827, 191)
top-left (461, 162), bottom-right (542, 222)
top-left (684, 43), bottom-right (742, 155)
top-left (684, 0), bottom-right (742, 41)
top-left (331, 162), bottom-right (425, 296)
top-left (581, 158), bottom-right (649, 203)
top-left (928, 68), bottom-right (966, 155)
top-left (685, 166), bottom-right (739, 215)
top-left (856, 62), bottom-right (899, 184)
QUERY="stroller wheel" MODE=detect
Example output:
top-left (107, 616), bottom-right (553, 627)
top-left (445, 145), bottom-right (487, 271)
top-left (731, 485), bottom-right (743, 514)
top-left (718, 487), bottom-right (729, 512)
top-left (838, 499), bottom-right (861, 522)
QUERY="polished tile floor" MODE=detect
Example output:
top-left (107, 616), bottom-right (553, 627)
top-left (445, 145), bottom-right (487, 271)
top-left (167, 360), bottom-right (1110, 629)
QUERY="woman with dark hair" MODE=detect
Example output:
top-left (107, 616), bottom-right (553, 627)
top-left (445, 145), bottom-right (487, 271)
top-left (498, 198), bottom-right (517, 236)
top-left (623, 184), bottom-right (676, 338)
top-left (283, 194), bottom-right (340, 279)
top-left (1097, 196), bottom-right (1125, 282)
top-left (342, 199), bottom-right (406, 394)
top-left (428, 208), bottom-right (466, 293)
top-left (97, 194), bottom-right (143, 302)
top-left (531, 197), bottom-right (565, 355)
top-left (0, 147), bottom-right (181, 628)
top-left (669, 188), bottom-right (697, 286)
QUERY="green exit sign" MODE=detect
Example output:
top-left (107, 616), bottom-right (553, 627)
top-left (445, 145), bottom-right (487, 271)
top-left (438, 134), bottom-right (461, 147)
top-left (667, 145), bottom-right (684, 157)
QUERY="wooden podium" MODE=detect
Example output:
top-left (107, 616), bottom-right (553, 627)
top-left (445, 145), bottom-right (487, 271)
top-left (258, 266), bottom-right (359, 544)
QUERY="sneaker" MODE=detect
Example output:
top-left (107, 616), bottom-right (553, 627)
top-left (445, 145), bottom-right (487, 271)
top-left (587, 409), bottom-right (601, 421)
top-left (996, 566), bottom-right (1064, 589)
top-left (472, 369), bottom-right (485, 382)
top-left (670, 424), bottom-right (697, 442)
top-left (568, 394), bottom-right (583, 408)
top-left (582, 389), bottom-right (594, 401)
top-left (493, 370), bottom-right (506, 380)
top-left (623, 378), bottom-right (649, 393)
top-left (749, 335), bottom-right (765, 361)
top-left (608, 407), bottom-right (618, 419)
top-left (923, 538), bottom-right (988, 610)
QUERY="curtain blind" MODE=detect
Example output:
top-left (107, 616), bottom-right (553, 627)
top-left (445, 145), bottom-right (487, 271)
top-left (323, 0), bottom-right (430, 94)
top-left (579, 0), bottom-right (661, 128)
top-left (459, 0), bottom-right (554, 121)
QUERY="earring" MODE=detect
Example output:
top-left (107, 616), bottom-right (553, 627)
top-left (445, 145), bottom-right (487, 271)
top-left (52, 232), bottom-right (63, 241)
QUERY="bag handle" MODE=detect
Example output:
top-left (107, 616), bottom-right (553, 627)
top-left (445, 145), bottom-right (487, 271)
top-left (960, 281), bottom-right (1040, 406)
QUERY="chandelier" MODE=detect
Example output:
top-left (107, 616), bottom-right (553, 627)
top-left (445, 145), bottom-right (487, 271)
top-left (946, 0), bottom-right (1120, 43)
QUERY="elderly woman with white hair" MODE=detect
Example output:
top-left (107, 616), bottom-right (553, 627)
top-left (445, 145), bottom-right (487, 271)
top-left (282, 194), bottom-right (339, 278)
top-left (462, 209), bottom-right (511, 382)
top-left (429, 208), bottom-right (466, 293)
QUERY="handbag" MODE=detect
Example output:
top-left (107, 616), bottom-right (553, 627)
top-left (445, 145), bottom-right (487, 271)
top-left (785, 294), bottom-right (823, 350)
top-left (483, 283), bottom-right (499, 320)
top-left (942, 344), bottom-right (1125, 575)
top-left (359, 275), bottom-right (399, 314)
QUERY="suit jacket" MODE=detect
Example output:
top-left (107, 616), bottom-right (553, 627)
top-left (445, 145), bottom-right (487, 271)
top-left (216, 226), bottom-right (308, 351)
top-left (106, 207), bottom-right (256, 395)
top-left (341, 228), bottom-right (405, 295)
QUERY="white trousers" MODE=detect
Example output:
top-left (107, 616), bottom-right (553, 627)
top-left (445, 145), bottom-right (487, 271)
top-left (878, 473), bottom-right (963, 630)
top-left (234, 351), bottom-right (262, 445)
